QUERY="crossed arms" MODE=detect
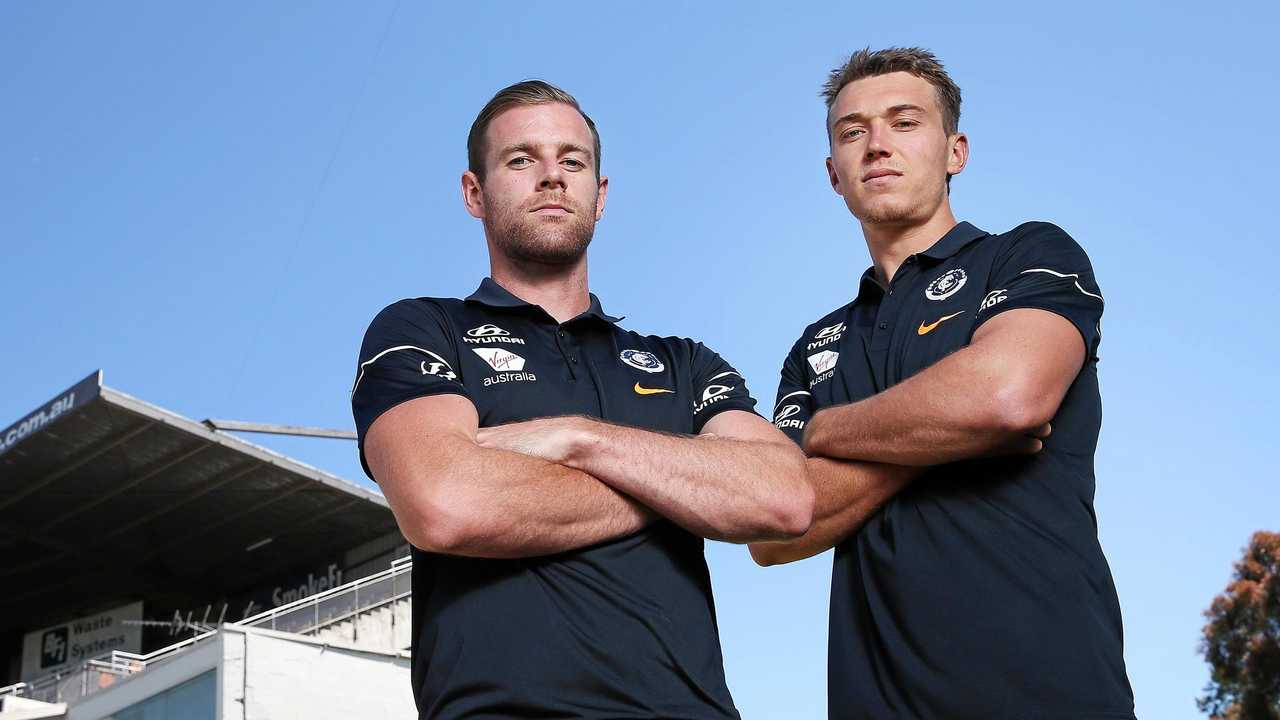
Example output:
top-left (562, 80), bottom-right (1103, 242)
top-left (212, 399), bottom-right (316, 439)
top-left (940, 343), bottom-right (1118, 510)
top-left (749, 308), bottom-right (1085, 565)
top-left (363, 307), bottom-right (1083, 561)
top-left (364, 397), bottom-right (813, 558)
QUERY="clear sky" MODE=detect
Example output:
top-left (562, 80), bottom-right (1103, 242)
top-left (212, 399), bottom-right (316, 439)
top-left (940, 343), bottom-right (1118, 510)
top-left (2, 2), bottom-right (1277, 718)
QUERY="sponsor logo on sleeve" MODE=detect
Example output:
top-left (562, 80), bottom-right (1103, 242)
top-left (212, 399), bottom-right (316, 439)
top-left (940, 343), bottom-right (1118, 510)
top-left (807, 350), bottom-right (839, 387)
top-left (464, 324), bottom-right (526, 345)
top-left (807, 322), bottom-right (846, 350)
top-left (353, 345), bottom-right (460, 394)
top-left (620, 349), bottom-right (665, 374)
top-left (420, 361), bottom-right (457, 381)
top-left (925, 268), bottom-right (968, 301)
top-left (979, 289), bottom-right (1008, 312)
top-left (773, 403), bottom-right (805, 430)
top-left (634, 383), bottom-right (674, 396)
top-left (693, 371), bottom-right (739, 415)
top-left (472, 348), bottom-right (537, 387)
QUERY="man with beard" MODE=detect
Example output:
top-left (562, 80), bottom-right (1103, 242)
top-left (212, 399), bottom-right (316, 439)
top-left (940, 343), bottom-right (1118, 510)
top-left (350, 80), bottom-right (812, 719)
top-left (748, 49), bottom-right (1135, 718)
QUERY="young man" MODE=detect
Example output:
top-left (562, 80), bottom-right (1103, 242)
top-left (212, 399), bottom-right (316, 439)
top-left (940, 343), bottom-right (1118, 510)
top-left (749, 49), bottom-right (1136, 719)
top-left (351, 80), bottom-right (812, 719)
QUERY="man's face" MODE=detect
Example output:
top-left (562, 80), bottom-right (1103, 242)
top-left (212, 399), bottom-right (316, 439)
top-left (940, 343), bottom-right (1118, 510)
top-left (463, 103), bottom-right (607, 266)
top-left (825, 72), bottom-right (966, 226)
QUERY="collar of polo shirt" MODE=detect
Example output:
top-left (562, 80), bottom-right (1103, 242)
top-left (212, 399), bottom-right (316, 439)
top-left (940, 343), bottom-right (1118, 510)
top-left (855, 221), bottom-right (991, 302)
top-left (464, 277), bottom-right (625, 324)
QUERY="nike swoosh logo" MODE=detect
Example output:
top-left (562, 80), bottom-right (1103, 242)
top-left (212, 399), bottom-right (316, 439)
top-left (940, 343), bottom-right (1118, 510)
top-left (634, 383), bottom-right (674, 395)
top-left (918, 311), bottom-right (965, 335)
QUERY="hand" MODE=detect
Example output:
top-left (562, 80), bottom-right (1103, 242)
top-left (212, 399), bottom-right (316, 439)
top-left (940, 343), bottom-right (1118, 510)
top-left (476, 416), bottom-right (592, 466)
top-left (988, 422), bottom-right (1052, 457)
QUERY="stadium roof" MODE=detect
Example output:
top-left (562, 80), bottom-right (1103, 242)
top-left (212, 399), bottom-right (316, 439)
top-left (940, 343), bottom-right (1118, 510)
top-left (0, 371), bottom-right (397, 635)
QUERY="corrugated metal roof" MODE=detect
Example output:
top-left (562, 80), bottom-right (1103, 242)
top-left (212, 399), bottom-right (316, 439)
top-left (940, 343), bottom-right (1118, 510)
top-left (0, 372), bottom-right (397, 636)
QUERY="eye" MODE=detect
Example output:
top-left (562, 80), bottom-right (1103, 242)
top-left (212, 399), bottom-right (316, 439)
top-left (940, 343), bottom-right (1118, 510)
top-left (561, 158), bottom-right (585, 169)
top-left (893, 120), bottom-right (919, 130)
top-left (841, 127), bottom-right (864, 140)
top-left (508, 156), bottom-right (532, 167)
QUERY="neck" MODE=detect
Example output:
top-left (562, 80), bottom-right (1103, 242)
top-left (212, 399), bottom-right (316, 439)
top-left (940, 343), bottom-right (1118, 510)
top-left (489, 252), bottom-right (591, 324)
top-left (861, 201), bottom-right (958, 284)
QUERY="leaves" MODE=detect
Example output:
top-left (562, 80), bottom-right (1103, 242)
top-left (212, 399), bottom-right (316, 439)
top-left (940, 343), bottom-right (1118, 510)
top-left (1199, 531), bottom-right (1280, 720)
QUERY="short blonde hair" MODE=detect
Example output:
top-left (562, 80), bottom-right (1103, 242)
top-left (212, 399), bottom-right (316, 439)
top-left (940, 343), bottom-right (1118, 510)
top-left (467, 80), bottom-right (601, 181)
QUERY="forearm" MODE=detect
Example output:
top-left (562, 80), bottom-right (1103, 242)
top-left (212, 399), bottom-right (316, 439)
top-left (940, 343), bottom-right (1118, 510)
top-left (804, 344), bottom-right (1045, 466)
top-left (750, 458), bottom-right (916, 566)
top-left (562, 419), bottom-right (811, 543)
top-left (392, 444), bottom-right (653, 559)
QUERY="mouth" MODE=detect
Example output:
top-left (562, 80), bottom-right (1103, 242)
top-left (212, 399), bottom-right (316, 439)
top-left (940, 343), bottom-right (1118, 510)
top-left (531, 203), bottom-right (572, 215)
top-left (861, 169), bottom-right (902, 183)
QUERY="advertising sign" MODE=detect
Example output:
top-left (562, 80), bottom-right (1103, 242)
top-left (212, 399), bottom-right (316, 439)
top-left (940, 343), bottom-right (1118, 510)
top-left (0, 370), bottom-right (101, 459)
top-left (20, 601), bottom-right (143, 680)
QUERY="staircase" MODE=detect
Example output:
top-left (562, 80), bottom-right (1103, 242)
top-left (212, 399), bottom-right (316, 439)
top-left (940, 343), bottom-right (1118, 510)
top-left (0, 556), bottom-right (413, 707)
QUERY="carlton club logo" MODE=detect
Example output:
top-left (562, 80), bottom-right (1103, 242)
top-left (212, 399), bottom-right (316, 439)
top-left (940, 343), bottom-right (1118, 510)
top-left (925, 269), bottom-right (968, 301)
top-left (620, 349), bottom-right (664, 374)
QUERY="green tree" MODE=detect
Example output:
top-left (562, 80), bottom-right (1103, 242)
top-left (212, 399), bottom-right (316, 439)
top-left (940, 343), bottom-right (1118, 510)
top-left (1199, 531), bottom-right (1280, 719)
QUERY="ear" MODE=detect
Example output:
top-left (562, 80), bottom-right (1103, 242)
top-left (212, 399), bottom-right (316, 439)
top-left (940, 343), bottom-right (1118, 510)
top-left (461, 170), bottom-right (484, 220)
top-left (593, 175), bottom-right (609, 221)
top-left (946, 132), bottom-right (969, 177)
top-left (826, 156), bottom-right (842, 195)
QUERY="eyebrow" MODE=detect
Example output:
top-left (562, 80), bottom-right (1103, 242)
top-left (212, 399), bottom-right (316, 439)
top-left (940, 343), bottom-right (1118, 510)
top-left (831, 104), bottom-right (928, 128)
top-left (499, 142), bottom-right (594, 159)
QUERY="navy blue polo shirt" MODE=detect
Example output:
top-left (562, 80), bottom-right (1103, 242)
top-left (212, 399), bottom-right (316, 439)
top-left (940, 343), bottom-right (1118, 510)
top-left (352, 278), bottom-right (755, 719)
top-left (772, 222), bottom-right (1135, 719)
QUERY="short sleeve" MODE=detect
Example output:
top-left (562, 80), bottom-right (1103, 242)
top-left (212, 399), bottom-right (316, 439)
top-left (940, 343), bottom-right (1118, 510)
top-left (688, 342), bottom-right (758, 434)
top-left (973, 223), bottom-right (1105, 359)
top-left (771, 335), bottom-right (814, 447)
top-left (350, 299), bottom-right (472, 480)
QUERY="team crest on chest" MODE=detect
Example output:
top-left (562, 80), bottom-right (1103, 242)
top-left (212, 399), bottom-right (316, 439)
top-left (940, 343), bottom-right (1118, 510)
top-left (925, 269), bottom-right (967, 301)
top-left (620, 349), bottom-right (665, 373)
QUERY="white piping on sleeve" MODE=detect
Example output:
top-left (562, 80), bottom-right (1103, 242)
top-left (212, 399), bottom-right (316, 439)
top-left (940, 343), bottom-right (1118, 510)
top-left (351, 345), bottom-right (454, 395)
top-left (773, 390), bottom-right (812, 414)
top-left (1018, 268), bottom-right (1105, 302)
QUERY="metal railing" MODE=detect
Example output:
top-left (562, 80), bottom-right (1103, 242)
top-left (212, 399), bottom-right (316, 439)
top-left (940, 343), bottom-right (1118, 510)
top-left (0, 556), bottom-right (412, 706)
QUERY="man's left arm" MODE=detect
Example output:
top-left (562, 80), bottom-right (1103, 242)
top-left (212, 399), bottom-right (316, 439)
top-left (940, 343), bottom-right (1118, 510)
top-left (804, 223), bottom-right (1105, 467)
top-left (477, 345), bottom-right (813, 543)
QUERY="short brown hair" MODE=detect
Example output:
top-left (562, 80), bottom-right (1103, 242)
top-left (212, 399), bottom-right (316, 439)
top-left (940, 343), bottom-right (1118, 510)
top-left (821, 47), bottom-right (962, 138)
top-left (467, 80), bottom-right (601, 182)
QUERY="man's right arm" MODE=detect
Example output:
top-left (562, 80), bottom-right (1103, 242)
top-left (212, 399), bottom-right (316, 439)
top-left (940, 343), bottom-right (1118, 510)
top-left (352, 300), bottom-right (652, 559)
top-left (750, 457), bottom-right (914, 566)
top-left (365, 394), bottom-right (653, 559)
top-left (748, 334), bottom-right (916, 565)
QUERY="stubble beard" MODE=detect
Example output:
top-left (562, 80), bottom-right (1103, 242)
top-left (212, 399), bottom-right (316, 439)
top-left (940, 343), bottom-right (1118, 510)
top-left (486, 195), bottom-right (597, 267)
top-left (853, 174), bottom-right (949, 227)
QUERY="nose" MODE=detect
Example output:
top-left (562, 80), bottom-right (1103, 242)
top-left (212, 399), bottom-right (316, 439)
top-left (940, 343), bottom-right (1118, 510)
top-left (863, 121), bottom-right (892, 162)
top-left (538, 160), bottom-right (567, 190)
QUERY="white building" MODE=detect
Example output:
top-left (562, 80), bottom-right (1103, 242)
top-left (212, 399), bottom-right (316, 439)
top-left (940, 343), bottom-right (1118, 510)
top-left (0, 372), bottom-right (415, 719)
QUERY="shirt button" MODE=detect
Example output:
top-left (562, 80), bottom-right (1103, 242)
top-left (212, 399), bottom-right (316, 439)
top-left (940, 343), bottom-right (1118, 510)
top-left (878, 322), bottom-right (888, 330)
top-left (571, 356), bottom-right (578, 364)
top-left (557, 331), bottom-right (565, 339)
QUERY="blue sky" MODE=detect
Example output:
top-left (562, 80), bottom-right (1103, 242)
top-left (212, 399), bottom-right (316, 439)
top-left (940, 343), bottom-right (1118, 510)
top-left (3, 2), bottom-right (1277, 717)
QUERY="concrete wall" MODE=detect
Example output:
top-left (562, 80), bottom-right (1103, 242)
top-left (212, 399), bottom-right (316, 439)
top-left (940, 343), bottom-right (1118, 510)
top-left (221, 626), bottom-right (413, 720)
top-left (61, 624), bottom-right (413, 720)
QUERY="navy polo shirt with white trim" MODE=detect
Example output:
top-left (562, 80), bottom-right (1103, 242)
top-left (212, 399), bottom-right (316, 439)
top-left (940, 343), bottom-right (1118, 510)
top-left (772, 222), bottom-right (1135, 719)
top-left (352, 278), bottom-right (755, 719)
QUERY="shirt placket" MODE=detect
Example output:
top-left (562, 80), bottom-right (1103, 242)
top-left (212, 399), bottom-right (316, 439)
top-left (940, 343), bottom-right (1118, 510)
top-left (867, 256), bottom-right (920, 390)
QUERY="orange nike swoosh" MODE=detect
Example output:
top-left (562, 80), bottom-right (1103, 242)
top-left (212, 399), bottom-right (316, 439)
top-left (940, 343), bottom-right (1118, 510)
top-left (918, 311), bottom-right (965, 335)
top-left (634, 383), bottom-right (674, 395)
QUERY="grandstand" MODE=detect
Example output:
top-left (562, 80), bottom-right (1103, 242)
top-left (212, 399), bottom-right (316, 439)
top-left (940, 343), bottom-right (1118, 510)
top-left (0, 372), bottom-right (415, 719)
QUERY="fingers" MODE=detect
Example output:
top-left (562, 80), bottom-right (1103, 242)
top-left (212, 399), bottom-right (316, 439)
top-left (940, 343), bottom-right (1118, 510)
top-left (1028, 423), bottom-right (1052, 439)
